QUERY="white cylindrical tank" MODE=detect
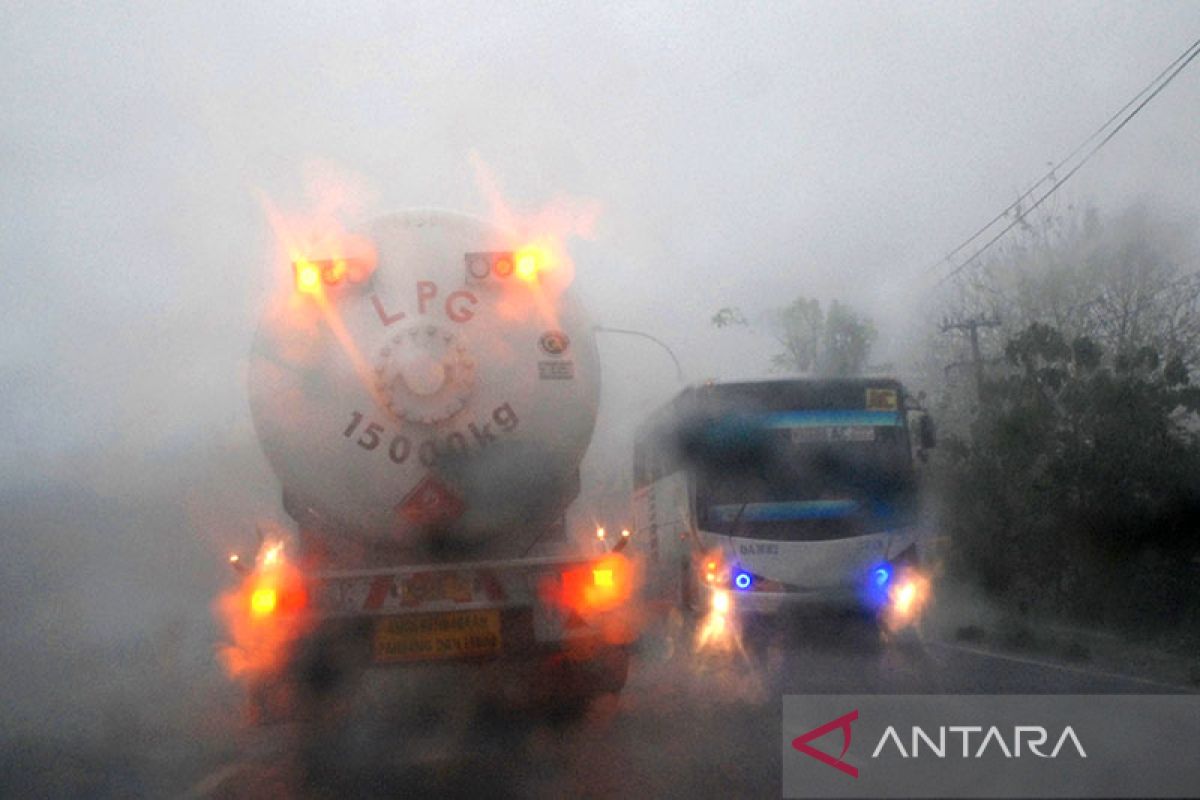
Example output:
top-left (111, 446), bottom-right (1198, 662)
top-left (248, 210), bottom-right (600, 558)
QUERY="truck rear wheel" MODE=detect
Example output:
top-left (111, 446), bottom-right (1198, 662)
top-left (534, 645), bottom-right (629, 721)
top-left (590, 644), bottom-right (630, 695)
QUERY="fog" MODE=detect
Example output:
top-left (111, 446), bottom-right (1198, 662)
top-left (2, 2), bottom-right (1199, 796)
top-left (5, 4), bottom-right (1199, 468)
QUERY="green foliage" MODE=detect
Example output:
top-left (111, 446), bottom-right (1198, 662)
top-left (823, 301), bottom-right (879, 377)
top-left (927, 204), bottom-right (1200, 640)
top-left (711, 296), bottom-right (878, 375)
top-left (711, 307), bottom-right (747, 328)
top-left (765, 296), bottom-right (878, 376)
top-left (947, 203), bottom-right (1200, 376)
top-left (942, 322), bottom-right (1200, 630)
top-left (769, 297), bottom-right (824, 373)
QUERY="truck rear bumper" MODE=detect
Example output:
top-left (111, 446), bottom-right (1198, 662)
top-left (251, 614), bottom-right (628, 723)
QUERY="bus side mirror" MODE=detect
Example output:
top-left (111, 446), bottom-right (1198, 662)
top-left (918, 414), bottom-right (937, 451)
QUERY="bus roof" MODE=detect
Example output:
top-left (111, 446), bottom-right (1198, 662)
top-left (635, 376), bottom-right (908, 440)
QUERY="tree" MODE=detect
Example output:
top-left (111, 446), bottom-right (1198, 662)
top-left (715, 296), bottom-right (878, 376)
top-left (710, 307), bottom-right (747, 328)
top-left (924, 204), bottom-right (1200, 635)
top-left (922, 202), bottom-right (1200, 442)
top-left (768, 297), bottom-right (824, 374)
top-left (942, 203), bottom-right (1200, 372)
top-left (941, 320), bottom-right (1200, 628)
top-left (821, 300), bottom-right (878, 377)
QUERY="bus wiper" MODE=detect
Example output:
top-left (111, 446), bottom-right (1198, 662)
top-left (729, 500), bottom-right (750, 536)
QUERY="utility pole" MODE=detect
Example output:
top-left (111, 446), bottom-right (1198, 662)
top-left (941, 315), bottom-right (1001, 399)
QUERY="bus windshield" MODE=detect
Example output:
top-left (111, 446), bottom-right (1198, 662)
top-left (690, 388), bottom-right (918, 541)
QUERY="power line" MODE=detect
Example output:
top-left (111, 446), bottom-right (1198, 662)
top-left (929, 38), bottom-right (1200, 275)
top-left (935, 37), bottom-right (1200, 287)
top-left (931, 36), bottom-right (1200, 288)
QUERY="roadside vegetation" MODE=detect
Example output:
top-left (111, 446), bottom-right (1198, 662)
top-left (712, 295), bottom-right (878, 376)
top-left (926, 203), bottom-right (1200, 651)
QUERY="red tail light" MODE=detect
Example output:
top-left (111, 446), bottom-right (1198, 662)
top-left (553, 554), bottom-right (634, 615)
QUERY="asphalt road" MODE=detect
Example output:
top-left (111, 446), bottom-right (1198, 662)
top-left (185, 611), bottom-right (1194, 799)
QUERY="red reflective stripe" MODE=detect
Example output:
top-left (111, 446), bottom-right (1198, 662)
top-left (363, 576), bottom-right (393, 610)
top-left (477, 570), bottom-right (507, 602)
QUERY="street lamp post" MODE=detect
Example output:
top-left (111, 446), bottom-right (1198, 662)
top-left (593, 325), bottom-right (685, 383)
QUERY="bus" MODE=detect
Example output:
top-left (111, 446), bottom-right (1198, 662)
top-left (631, 377), bottom-right (935, 625)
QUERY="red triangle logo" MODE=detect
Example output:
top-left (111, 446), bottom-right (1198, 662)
top-left (791, 709), bottom-right (859, 778)
top-left (396, 475), bottom-right (466, 526)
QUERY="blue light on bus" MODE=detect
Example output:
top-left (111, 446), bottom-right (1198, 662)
top-left (733, 571), bottom-right (753, 590)
top-left (863, 563), bottom-right (893, 608)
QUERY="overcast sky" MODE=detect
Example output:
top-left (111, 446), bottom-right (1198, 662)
top-left (3, 1), bottom-right (1199, 489)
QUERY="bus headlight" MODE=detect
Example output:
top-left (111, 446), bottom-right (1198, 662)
top-left (884, 568), bottom-right (931, 630)
top-left (864, 561), bottom-right (894, 608)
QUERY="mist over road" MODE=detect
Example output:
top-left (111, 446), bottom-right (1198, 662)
top-left (0, 462), bottom-right (1188, 799)
top-left (180, 611), bottom-right (1186, 798)
top-left (5, 4), bottom-right (1200, 798)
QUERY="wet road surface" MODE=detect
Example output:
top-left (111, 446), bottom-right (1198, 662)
top-left (187, 611), bottom-right (1192, 799)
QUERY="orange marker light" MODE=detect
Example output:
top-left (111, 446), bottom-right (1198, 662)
top-left (593, 568), bottom-right (614, 588)
top-left (515, 252), bottom-right (539, 282)
top-left (294, 260), bottom-right (321, 294)
top-left (250, 586), bottom-right (278, 617)
top-left (323, 259), bottom-right (348, 284)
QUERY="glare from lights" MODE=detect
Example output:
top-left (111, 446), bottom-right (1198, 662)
top-left (712, 589), bottom-right (730, 615)
top-left (593, 568), bottom-right (614, 587)
top-left (250, 586), bottom-right (278, 617)
top-left (695, 588), bottom-right (743, 653)
top-left (262, 541), bottom-right (284, 567)
top-left (872, 566), bottom-right (891, 587)
top-left (620, 528), bottom-right (631, 539)
top-left (295, 260), bottom-right (321, 294)
top-left (883, 569), bottom-right (931, 632)
top-left (596, 527), bottom-right (606, 541)
top-left (734, 571), bottom-right (752, 590)
top-left (324, 259), bottom-right (348, 284)
top-left (346, 258), bottom-right (370, 283)
top-left (515, 253), bottom-right (538, 281)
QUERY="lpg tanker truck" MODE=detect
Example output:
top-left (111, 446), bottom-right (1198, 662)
top-left (226, 209), bottom-right (634, 719)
